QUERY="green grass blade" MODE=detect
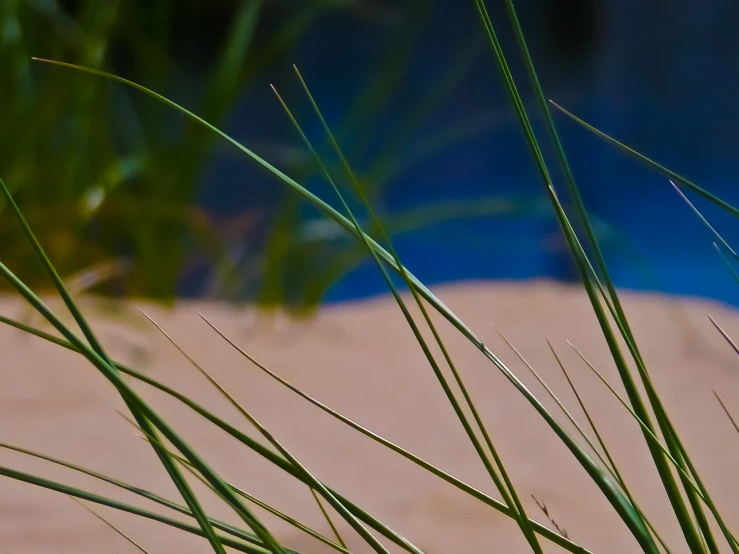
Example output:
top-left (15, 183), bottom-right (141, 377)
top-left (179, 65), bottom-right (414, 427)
top-left (471, 2), bottom-right (663, 550)
top-left (499, 10), bottom-right (731, 551)
top-left (549, 102), bottom-right (739, 219)
top-left (198, 0), bottom-right (262, 123)
top-left (26, 58), bottom-right (480, 344)
top-left (276, 73), bottom-right (543, 553)
top-left (151, 445), bottom-right (350, 554)
top-left (496, 330), bottom-right (616, 475)
top-left (69, 496), bottom-right (152, 554)
top-left (0, 464), bottom-right (271, 554)
top-left (310, 488), bottom-right (348, 550)
top-left (499, 331), bottom-right (671, 552)
top-left (140, 311), bottom-right (393, 554)
top-left (124, 424), bottom-right (348, 554)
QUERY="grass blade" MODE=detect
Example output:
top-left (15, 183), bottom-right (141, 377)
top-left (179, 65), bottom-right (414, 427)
top-left (276, 71), bottom-right (543, 553)
top-left (549, 101), bottom-right (739, 219)
top-left (69, 496), bottom-right (151, 554)
top-left (310, 488), bottom-right (348, 550)
top-left (473, 1), bottom-right (716, 549)
top-left (713, 392), bottom-right (739, 436)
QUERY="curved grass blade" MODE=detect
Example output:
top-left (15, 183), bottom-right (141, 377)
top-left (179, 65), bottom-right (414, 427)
top-left (18, 58), bottom-right (630, 553)
top-left (28, 58), bottom-right (484, 343)
top-left (139, 312), bottom-right (393, 554)
top-left (196, 310), bottom-right (593, 553)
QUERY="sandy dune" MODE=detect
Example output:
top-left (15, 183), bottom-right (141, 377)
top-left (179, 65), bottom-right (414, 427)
top-left (2, 280), bottom-right (739, 553)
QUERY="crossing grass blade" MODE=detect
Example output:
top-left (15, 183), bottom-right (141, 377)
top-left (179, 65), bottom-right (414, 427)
top-left (472, 1), bottom-right (732, 550)
top-left (274, 71), bottom-right (544, 553)
top-left (195, 311), bottom-right (593, 553)
top-left (0, 177), bottom-right (230, 554)
top-left (27, 55), bottom-right (639, 554)
top-left (568, 341), bottom-right (739, 551)
top-left (140, 443), bottom-right (351, 554)
top-left (471, 2), bottom-right (664, 551)
top-left (0, 301), bottom-right (594, 553)
top-left (138, 311), bottom-right (395, 554)
top-left (0, 463), bottom-right (273, 554)
top-left (545, 342), bottom-right (672, 553)
top-left (310, 488), bottom-right (348, 551)
top-left (0, 314), bottom-right (425, 554)
top-left (496, 330), bottom-right (671, 552)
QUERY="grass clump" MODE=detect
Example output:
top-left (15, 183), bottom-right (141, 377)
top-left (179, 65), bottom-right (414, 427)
top-left (2, 2), bottom-right (739, 553)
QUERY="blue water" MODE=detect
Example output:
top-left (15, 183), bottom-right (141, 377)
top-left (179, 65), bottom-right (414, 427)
top-left (197, 0), bottom-right (739, 307)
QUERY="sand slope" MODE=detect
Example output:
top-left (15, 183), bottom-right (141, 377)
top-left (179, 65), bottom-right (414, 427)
top-left (2, 280), bottom-right (739, 553)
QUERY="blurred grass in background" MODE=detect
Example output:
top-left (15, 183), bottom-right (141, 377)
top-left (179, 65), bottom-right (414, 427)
top-left (1, 0), bottom-right (398, 305)
top-left (1, 0), bottom-right (622, 314)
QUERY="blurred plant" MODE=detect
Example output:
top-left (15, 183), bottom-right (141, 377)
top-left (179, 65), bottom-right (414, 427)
top-left (0, 0), bottom-right (405, 303)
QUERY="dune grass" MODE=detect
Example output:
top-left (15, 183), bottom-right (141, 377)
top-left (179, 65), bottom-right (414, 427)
top-left (1, 1), bottom-right (739, 553)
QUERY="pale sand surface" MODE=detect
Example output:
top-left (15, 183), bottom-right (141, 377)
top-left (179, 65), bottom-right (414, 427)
top-left (2, 280), bottom-right (739, 553)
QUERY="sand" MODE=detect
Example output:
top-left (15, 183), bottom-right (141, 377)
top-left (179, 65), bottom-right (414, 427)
top-left (2, 280), bottom-right (739, 554)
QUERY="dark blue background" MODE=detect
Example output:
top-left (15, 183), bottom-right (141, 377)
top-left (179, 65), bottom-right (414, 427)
top-left (198, 0), bottom-right (739, 306)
